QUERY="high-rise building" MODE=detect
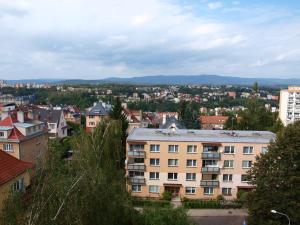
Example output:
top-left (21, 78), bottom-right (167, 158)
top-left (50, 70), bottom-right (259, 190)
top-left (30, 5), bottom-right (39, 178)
top-left (279, 86), bottom-right (300, 126)
top-left (126, 127), bottom-right (275, 200)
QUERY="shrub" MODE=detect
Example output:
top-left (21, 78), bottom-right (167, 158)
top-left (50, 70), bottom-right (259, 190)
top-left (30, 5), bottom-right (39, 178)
top-left (161, 191), bottom-right (172, 201)
top-left (132, 199), bottom-right (171, 207)
top-left (183, 200), bottom-right (222, 209)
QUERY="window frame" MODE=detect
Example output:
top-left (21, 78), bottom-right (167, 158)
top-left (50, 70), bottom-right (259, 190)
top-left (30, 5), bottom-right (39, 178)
top-left (149, 185), bottom-right (159, 193)
top-left (150, 158), bottom-right (160, 166)
top-left (223, 160), bottom-right (234, 168)
top-left (167, 173), bottom-right (178, 180)
top-left (168, 145), bottom-right (179, 153)
top-left (224, 146), bottom-right (235, 154)
top-left (150, 144), bottom-right (160, 152)
top-left (243, 146), bottom-right (254, 154)
top-left (187, 145), bottom-right (197, 154)
top-left (132, 185), bottom-right (141, 192)
top-left (186, 173), bottom-right (196, 181)
top-left (149, 172), bottom-right (159, 180)
top-left (186, 159), bottom-right (197, 167)
top-left (185, 187), bottom-right (196, 195)
top-left (204, 187), bottom-right (214, 195)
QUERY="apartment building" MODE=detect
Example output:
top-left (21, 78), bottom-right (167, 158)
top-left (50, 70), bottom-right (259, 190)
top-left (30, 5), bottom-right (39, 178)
top-left (126, 127), bottom-right (275, 200)
top-left (279, 86), bottom-right (300, 126)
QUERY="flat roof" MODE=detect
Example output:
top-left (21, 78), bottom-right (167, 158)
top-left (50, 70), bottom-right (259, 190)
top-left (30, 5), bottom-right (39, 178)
top-left (0, 126), bottom-right (13, 131)
top-left (127, 128), bottom-right (275, 144)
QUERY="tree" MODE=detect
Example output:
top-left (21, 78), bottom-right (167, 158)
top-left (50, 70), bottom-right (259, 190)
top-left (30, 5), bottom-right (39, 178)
top-left (224, 99), bottom-right (283, 132)
top-left (178, 102), bottom-right (200, 129)
top-left (109, 97), bottom-right (129, 167)
top-left (247, 121), bottom-right (300, 225)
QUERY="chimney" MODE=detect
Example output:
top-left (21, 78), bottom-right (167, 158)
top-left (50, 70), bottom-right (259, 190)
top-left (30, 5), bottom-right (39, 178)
top-left (17, 111), bottom-right (24, 123)
top-left (162, 114), bottom-right (166, 125)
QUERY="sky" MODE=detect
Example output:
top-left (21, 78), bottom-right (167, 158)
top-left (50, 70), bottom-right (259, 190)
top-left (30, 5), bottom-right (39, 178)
top-left (0, 0), bottom-right (300, 80)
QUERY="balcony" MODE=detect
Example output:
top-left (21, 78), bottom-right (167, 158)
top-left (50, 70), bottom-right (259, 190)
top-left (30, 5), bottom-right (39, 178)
top-left (202, 153), bottom-right (221, 160)
top-left (128, 151), bottom-right (145, 158)
top-left (129, 177), bottom-right (146, 184)
top-left (201, 167), bottom-right (220, 174)
top-left (200, 180), bottom-right (219, 187)
top-left (127, 164), bottom-right (146, 171)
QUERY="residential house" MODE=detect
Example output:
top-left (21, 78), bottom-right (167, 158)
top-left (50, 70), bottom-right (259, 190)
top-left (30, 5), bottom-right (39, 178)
top-left (0, 111), bottom-right (48, 164)
top-left (200, 116), bottom-right (229, 130)
top-left (86, 102), bottom-right (110, 132)
top-left (0, 150), bottom-right (33, 211)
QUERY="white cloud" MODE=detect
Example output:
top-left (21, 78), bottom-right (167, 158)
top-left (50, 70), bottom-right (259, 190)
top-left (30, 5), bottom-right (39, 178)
top-left (207, 2), bottom-right (223, 10)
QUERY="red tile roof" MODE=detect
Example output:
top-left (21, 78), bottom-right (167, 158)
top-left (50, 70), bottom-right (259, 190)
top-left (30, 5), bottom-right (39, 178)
top-left (0, 150), bottom-right (33, 185)
top-left (0, 115), bottom-right (25, 140)
top-left (200, 116), bottom-right (229, 125)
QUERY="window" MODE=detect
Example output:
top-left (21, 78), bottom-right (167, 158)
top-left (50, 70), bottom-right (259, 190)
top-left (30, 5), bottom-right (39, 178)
top-left (243, 146), bottom-right (254, 154)
top-left (12, 178), bottom-right (24, 192)
top-left (224, 146), bottom-right (235, 154)
top-left (0, 132), bottom-right (4, 137)
top-left (204, 187), bottom-right (214, 195)
top-left (130, 144), bottom-right (144, 151)
top-left (49, 123), bottom-right (56, 129)
top-left (129, 171), bottom-right (144, 177)
top-left (149, 185), bottom-right (159, 193)
top-left (203, 145), bottom-right (218, 152)
top-left (242, 160), bottom-right (252, 168)
top-left (4, 144), bottom-right (13, 151)
top-left (150, 145), bottom-right (160, 152)
top-left (185, 187), bottom-right (196, 194)
top-left (186, 159), bottom-right (197, 167)
top-left (168, 173), bottom-right (178, 180)
top-left (222, 188), bottom-right (232, 196)
top-left (149, 172), bottom-right (159, 180)
top-left (150, 158), bottom-right (160, 166)
top-left (132, 185), bottom-right (141, 192)
top-left (168, 145), bottom-right (179, 153)
top-left (223, 160), bottom-right (234, 168)
top-left (187, 145), bottom-right (197, 153)
top-left (241, 174), bottom-right (249, 182)
top-left (186, 173), bottom-right (196, 181)
top-left (261, 147), bottom-right (268, 154)
top-left (89, 115), bottom-right (94, 119)
top-left (168, 159), bottom-right (179, 167)
top-left (223, 174), bottom-right (233, 182)
top-left (88, 122), bottom-right (95, 126)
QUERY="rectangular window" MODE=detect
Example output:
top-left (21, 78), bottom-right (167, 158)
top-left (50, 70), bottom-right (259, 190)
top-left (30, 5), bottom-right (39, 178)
top-left (187, 145), bottom-right (197, 153)
top-left (150, 144), bottom-right (160, 152)
top-left (168, 159), bottom-right (179, 167)
top-left (12, 178), bottom-right (24, 192)
top-left (150, 158), bottom-right (160, 166)
top-left (149, 172), bottom-right (159, 180)
top-left (261, 147), bottom-right (268, 154)
top-left (186, 159), bottom-right (197, 167)
top-left (168, 145), bottom-right (179, 153)
top-left (89, 115), bottom-right (94, 119)
top-left (132, 185), bottom-right (141, 192)
top-left (186, 173), bottom-right (196, 181)
top-left (242, 160), bottom-right (252, 168)
top-left (204, 187), bottom-right (214, 195)
top-left (4, 144), bottom-right (13, 151)
top-left (168, 173), bottom-right (178, 180)
top-left (243, 146), bottom-right (254, 154)
top-left (222, 188), bottom-right (232, 196)
top-left (0, 132), bottom-right (4, 137)
top-left (149, 185), bottom-right (159, 193)
top-left (223, 174), bottom-right (233, 182)
top-left (88, 122), bottom-right (95, 126)
top-left (185, 187), bottom-right (196, 194)
top-left (241, 174), bottom-right (249, 182)
top-left (224, 146), bottom-right (235, 154)
top-left (223, 160), bottom-right (234, 168)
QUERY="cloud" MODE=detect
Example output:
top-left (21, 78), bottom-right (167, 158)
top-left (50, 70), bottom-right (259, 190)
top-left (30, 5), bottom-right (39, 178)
top-left (0, 0), bottom-right (299, 79)
top-left (207, 2), bottom-right (223, 10)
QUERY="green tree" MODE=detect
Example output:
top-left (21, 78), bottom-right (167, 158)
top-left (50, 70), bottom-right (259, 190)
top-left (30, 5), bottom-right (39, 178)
top-left (247, 121), bottom-right (300, 225)
top-left (178, 102), bottom-right (200, 129)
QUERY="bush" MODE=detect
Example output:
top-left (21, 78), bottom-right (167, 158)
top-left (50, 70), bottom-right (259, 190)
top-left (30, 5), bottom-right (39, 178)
top-left (161, 191), bottom-right (172, 201)
top-left (132, 199), bottom-right (171, 207)
top-left (183, 200), bottom-right (222, 209)
top-left (216, 194), bottom-right (224, 202)
top-left (236, 190), bottom-right (249, 206)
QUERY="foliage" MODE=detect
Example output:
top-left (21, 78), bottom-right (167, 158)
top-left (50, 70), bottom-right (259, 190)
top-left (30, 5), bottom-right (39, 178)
top-left (139, 206), bottom-right (193, 225)
top-left (224, 99), bottom-right (283, 132)
top-left (161, 191), bottom-right (172, 201)
top-left (247, 121), bottom-right (300, 225)
top-left (216, 194), bottom-right (224, 202)
top-left (236, 190), bottom-right (248, 207)
top-left (178, 102), bottom-right (200, 129)
top-left (183, 199), bottom-right (222, 209)
top-left (132, 199), bottom-right (171, 208)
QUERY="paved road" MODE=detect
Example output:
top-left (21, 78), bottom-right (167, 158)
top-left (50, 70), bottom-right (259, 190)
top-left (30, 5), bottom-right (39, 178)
top-left (190, 216), bottom-right (246, 225)
top-left (188, 209), bottom-right (248, 217)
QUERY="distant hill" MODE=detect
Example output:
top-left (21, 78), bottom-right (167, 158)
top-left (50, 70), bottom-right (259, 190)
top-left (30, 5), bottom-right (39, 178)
top-left (60, 75), bottom-right (300, 86)
top-left (5, 75), bottom-right (300, 86)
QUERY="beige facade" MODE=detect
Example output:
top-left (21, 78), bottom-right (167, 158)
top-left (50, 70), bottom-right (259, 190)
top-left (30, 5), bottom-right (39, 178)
top-left (1, 133), bottom-right (48, 165)
top-left (0, 172), bottom-right (31, 212)
top-left (86, 115), bottom-right (109, 132)
top-left (126, 128), bottom-right (274, 200)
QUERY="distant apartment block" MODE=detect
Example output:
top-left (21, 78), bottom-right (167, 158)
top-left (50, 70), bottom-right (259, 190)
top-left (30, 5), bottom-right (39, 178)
top-left (86, 102), bottom-right (110, 132)
top-left (279, 86), bottom-right (300, 126)
top-left (126, 127), bottom-right (274, 200)
top-left (199, 116), bottom-right (229, 130)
